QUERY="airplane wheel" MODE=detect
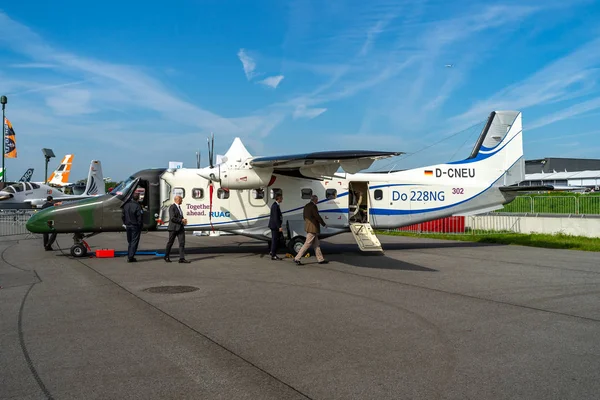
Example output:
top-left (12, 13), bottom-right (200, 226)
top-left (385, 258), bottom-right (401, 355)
top-left (70, 243), bottom-right (87, 257)
top-left (287, 237), bottom-right (306, 256)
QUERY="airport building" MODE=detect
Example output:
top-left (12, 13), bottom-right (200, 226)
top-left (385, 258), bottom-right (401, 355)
top-left (519, 157), bottom-right (600, 190)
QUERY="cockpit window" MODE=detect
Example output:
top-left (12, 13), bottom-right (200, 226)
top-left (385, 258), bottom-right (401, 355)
top-left (4, 186), bottom-right (15, 194)
top-left (109, 176), bottom-right (138, 199)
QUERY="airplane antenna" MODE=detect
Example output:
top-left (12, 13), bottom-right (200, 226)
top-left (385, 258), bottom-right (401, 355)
top-left (196, 150), bottom-right (201, 169)
top-left (376, 119), bottom-right (486, 172)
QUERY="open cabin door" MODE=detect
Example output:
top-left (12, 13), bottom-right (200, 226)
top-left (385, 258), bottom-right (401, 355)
top-left (348, 182), bottom-right (383, 252)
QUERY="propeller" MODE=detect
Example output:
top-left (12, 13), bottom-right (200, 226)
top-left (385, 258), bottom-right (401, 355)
top-left (207, 132), bottom-right (215, 169)
top-left (206, 132), bottom-right (216, 232)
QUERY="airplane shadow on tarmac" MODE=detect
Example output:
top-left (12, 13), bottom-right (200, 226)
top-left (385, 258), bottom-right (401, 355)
top-left (52, 237), bottom-right (501, 272)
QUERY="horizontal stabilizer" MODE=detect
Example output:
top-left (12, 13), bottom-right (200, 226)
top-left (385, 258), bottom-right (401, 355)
top-left (499, 185), bottom-right (554, 192)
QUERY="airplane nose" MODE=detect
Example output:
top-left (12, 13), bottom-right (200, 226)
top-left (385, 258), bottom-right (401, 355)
top-left (26, 211), bottom-right (52, 233)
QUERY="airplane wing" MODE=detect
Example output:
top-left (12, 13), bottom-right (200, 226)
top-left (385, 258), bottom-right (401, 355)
top-left (250, 150), bottom-right (403, 177)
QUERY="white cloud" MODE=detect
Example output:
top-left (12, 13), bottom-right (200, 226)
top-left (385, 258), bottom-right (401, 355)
top-left (453, 37), bottom-right (600, 125)
top-left (9, 62), bottom-right (56, 69)
top-left (293, 105), bottom-right (327, 119)
top-left (237, 48), bottom-right (256, 80)
top-left (258, 75), bottom-right (284, 89)
top-left (0, 11), bottom-right (289, 179)
top-left (45, 89), bottom-right (94, 116)
top-left (527, 97), bottom-right (600, 131)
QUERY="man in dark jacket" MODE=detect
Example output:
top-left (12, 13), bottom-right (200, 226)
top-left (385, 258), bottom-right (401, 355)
top-left (268, 193), bottom-right (283, 260)
top-left (41, 196), bottom-right (57, 251)
top-left (121, 192), bottom-right (143, 262)
top-left (164, 195), bottom-right (190, 263)
top-left (294, 195), bottom-right (328, 265)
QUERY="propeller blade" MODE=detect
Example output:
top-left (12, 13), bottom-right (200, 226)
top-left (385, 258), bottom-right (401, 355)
top-left (211, 132), bottom-right (215, 168)
top-left (207, 137), bottom-right (213, 168)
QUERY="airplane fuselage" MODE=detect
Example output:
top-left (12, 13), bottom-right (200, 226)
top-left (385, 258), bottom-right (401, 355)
top-left (155, 161), bottom-right (516, 240)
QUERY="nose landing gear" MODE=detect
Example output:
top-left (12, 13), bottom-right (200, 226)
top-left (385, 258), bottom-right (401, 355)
top-left (70, 232), bottom-right (97, 257)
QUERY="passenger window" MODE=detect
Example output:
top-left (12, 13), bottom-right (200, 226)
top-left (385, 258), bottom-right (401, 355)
top-left (192, 188), bottom-right (204, 199)
top-left (270, 188), bottom-right (282, 199)
top-left (325, 189), bottom-right (337, 199)
top-left (374, 189), bottom-right (383, 201)
top-left (31, 183), bottom-right (40, 189)
top-left (173, 187), bottom-right (185, 198)
top-left (301, 188), bottom-right (312, 199)
top-left (252, 188), bottom-right (265, 199)
top-left (217, 188), bottom-right (230, 199)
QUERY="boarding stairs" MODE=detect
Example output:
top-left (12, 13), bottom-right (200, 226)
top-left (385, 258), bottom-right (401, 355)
top-left (349, 222), bottom-right (383, 252)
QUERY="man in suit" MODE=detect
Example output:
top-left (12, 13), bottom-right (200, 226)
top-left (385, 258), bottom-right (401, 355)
top-left (294, 195), bottom-right (328, 265)
top-left (41, 196), bottom-right (57, 251)
top-left (268, 193), bottom-right (283, 260)
top-left (164, 195), bottom-right (191, 263)
top-left (121, 192), bottom-right (143, 262)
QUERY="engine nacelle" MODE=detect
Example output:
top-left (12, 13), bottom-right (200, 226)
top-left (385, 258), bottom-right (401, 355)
top-left (220, 167), bottom-right (274, 190)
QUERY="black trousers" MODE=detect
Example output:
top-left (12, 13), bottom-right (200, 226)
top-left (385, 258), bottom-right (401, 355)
top-left (270, 229), bottom-right (280, 256)
top-left (43, 232), bottom-right (57, 249)
top-left (165, 229), bottom-right (185, 259)
top-left (126, 226), bottom-right (141, 259)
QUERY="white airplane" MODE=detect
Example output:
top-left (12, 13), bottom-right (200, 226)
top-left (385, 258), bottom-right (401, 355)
top-left (28, 110), bottom-right (551, 257)
top-left (0, 160), bottom-right (105, 209)
top-left (178, 110), bottom-right (542, 253)
top-left (158, 110), bottom-right (547, 251)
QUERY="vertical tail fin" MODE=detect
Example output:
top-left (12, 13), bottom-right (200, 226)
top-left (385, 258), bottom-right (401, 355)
top-left (450, 110), bottom-right (524, 186)
top-left (48, 154), bottom-right (74, 185)
top-left (19, 168), bottom-right (34, 182)
top-left (84, 160), bottom-right (105, 196)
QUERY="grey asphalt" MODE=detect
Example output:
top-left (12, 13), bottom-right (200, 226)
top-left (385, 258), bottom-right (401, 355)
top-left (1, 231), bottom-right (599, 399)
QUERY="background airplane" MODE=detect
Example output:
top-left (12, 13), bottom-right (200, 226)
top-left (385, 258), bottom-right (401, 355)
top-left (18, 168), bottom-right (35, 182)
top-left (47, 154), bottom-right (74, 187)
top-left (0, 160), bottom-right (105, 209)
top-left (26, 110), bottom-right (549, 258)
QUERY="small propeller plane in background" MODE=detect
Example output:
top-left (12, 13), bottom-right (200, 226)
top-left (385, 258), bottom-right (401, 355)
top-left (26, 110), bottom-right (550, 257)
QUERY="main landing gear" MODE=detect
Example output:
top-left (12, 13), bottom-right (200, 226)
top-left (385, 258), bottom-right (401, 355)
top-left (266, 235), bottom-right (307, 256)
top-left (70, 232), bottom-right (99, 257)
top-left (287, 236), bottom-right (306, 256)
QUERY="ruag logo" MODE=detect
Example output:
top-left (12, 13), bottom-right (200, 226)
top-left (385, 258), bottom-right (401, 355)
top-left (210, 210), bottom-right (231, 218)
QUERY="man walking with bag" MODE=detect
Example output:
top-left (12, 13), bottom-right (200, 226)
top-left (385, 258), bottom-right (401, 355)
top-left (294, 195), bottom-right (328, 265)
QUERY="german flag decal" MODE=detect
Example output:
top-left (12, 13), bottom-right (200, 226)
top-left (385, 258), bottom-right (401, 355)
top-left (424, 170), bottom-right (433, 176)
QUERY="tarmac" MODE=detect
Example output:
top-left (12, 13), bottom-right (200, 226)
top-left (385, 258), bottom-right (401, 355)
top-left (1, 231), bottom-right (599, 400)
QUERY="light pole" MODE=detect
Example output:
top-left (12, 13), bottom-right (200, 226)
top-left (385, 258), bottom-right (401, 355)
top-left (42, 148), bottom-right (55, 184)
top-left (1, 95), bottom-right (7, 183)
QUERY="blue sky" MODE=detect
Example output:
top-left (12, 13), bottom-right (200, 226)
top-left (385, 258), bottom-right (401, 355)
top-left (1, 0), bottom-right (600, 182)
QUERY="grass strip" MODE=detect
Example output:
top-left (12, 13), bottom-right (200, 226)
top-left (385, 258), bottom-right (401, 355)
top-left (377, 230), bottom-right (600, 252)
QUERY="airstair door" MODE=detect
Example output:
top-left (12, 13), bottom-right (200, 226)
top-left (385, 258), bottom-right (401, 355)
top-left (349, 222), bottom-right (383, 252)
